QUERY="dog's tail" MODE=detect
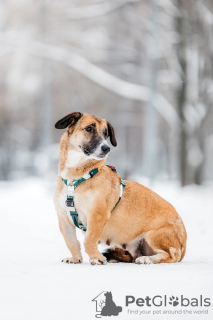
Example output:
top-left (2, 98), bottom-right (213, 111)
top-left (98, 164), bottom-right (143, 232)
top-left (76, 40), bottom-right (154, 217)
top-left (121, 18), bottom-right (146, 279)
top-left (102, 247), bottom-right (133, 263)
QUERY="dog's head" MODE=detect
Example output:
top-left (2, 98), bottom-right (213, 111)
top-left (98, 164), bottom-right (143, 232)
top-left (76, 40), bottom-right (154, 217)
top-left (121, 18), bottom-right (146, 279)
top-left (55, 112), bottom-right (117, 160)
top-left (104, 291), bottom-right (112, 299)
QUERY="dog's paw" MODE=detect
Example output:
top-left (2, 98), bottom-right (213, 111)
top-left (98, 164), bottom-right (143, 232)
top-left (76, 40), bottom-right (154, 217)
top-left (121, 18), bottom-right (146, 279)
top-left (61, 257), bottom-right (83, 264)
top-left (135, 256), bottom-right (152, 264)
top-left (89, 256), bottom-right (107, 266)
top-left (107, 259), bottom-right (118, 263)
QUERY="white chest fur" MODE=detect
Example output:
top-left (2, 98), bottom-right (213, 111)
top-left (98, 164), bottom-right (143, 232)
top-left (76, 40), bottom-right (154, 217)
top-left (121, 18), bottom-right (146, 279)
top-left (74, 188), bottom-right (95, 227)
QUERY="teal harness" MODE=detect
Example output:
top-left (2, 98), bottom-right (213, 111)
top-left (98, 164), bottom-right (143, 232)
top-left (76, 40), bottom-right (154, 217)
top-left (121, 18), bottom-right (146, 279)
top-left (62, 166), bottom-right (125, 232)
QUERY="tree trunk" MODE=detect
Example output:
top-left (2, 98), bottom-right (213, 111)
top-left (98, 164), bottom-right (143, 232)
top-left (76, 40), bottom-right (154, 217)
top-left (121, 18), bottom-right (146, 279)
top-left (176, 0), bottom-right (188, 186)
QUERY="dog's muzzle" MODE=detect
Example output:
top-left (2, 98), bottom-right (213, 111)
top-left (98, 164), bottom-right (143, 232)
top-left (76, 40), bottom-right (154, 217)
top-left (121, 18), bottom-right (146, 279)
top-left (101, 144), bottom-right (110, 155)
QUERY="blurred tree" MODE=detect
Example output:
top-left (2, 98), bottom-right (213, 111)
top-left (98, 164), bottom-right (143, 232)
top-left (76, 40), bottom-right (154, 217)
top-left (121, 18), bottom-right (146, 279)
top-left (0, 0), bottom-right (212, 184)
top-left (176, 0), bottom-right (188, 186)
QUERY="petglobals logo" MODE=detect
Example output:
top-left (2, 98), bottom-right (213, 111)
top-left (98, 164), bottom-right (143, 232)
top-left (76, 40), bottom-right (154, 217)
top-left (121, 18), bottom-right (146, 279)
top-left (126, 295), bottom-right (211, 308)
top-left (92, 291), bottom-right (122, 318)
top-left (92, 293), bottom-right (211, 318)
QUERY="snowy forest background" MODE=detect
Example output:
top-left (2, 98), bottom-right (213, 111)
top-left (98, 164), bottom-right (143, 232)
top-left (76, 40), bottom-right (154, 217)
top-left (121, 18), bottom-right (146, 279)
top-left (1, 3), bottom-right (213, 319)
top-left (0, 0), bottom-right (213, 186)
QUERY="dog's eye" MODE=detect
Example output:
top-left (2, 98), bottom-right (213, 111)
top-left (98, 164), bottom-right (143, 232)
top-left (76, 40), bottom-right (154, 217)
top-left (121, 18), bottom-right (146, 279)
top-left (85, 126), bottom-right (93, 132)
top-left (104, 129), bottom-right (108, 137)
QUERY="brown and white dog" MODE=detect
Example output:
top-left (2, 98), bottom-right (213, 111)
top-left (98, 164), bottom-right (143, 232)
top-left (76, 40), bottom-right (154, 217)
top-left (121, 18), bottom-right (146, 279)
top-left (54, 112), bottom-right (187, 265)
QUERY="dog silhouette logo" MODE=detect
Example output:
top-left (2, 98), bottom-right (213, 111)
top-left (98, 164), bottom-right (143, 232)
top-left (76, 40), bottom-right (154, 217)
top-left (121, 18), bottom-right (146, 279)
top-left (92, 291), bottom-right (122, 318)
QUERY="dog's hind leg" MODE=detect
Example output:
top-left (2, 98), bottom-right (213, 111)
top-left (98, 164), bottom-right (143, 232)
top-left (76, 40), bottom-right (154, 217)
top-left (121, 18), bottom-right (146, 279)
top-left (135, 228), bottom-right (185, 264)
top-left (135, 252), bottom-right (171, 264)
top-left (59, 215), bottom-right (83, 264)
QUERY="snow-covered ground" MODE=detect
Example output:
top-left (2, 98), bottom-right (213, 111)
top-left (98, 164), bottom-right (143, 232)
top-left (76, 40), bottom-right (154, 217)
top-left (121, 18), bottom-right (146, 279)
top-left (0, 178), bottom-right (213, 320)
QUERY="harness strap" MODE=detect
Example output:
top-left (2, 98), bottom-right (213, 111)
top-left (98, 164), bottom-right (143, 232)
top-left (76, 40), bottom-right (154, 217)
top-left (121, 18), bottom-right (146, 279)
top-left (66, 185), bottom-right (87, 231)
top-left (62, 166), bottom-right (125, 232)
top-left (73, 168), bottom-right (100, 188)
top-left (112, 179), bottom-right (126, 212)
top-left (63, 168), bottom-right (101, 231)
top-left (62, 167), bottom-right (100, 187)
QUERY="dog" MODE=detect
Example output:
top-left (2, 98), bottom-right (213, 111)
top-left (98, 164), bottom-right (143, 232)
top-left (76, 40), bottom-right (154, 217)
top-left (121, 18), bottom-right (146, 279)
top-left (54, 112), bottom-right (187, 265)
top-left (101, 292), bottom-right (122, 316)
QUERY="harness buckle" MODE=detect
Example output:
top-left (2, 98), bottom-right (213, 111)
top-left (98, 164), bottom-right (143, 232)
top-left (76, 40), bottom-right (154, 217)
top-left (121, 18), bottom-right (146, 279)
top-left (121, 179), bottom-right (126, 186)
top-left (89, 171), bottom-right (94, 178)
top-left (65, 198), bottom-right (74, 207)
top-left (106, 165), bottom-right (117, 172)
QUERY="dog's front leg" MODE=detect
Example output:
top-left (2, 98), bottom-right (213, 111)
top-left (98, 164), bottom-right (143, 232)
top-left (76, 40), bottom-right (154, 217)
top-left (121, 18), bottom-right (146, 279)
top-left (84, 209), bottom-right (110, 265)
top-left (58, 215), bottom-right (83, 264)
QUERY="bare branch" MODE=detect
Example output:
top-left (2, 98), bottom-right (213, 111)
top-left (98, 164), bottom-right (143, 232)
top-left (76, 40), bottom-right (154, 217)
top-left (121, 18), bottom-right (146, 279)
top-left (61, 0), bottom-right (141, 20)
top-left (0, 35), bottom-right (179, 126)
top-left (99, 299), bottom-right (105, 308)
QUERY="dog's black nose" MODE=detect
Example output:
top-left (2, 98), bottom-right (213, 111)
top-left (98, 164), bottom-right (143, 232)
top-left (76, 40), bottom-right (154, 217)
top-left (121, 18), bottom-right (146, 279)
top-left (101, 145), bottom-right (110, 154)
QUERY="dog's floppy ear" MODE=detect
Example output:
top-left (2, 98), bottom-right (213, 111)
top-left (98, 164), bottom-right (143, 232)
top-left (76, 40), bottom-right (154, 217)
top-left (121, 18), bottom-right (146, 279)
top-left (107, 122), bottom-right (117, 147)
top-left (55, 112), bottom-right (82, 129)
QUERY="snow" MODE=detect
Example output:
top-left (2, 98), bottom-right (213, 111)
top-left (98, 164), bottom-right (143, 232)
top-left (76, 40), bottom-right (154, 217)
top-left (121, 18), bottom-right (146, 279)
top-left (0, 178), bottom-right (213, 320)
